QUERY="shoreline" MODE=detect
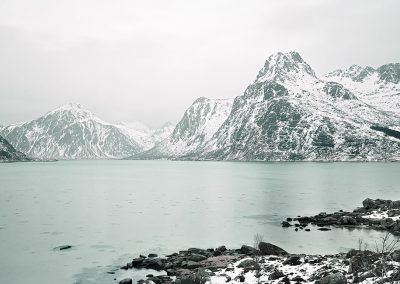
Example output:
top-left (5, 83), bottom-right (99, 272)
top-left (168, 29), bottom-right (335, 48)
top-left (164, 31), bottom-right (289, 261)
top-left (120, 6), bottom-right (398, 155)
top-left (117, 242), bottom-right (400, 284)
top-left (116, 198), bottom-right (400, 284)
top-left (282, 198), bottom-right (400, 235)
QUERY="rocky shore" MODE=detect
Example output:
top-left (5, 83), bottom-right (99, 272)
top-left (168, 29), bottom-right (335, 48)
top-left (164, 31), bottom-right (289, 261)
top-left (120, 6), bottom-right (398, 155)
top-left (116, 198), bottom-right (400, 284)
top-left (117, 241), bottom-right (400, 284)
top-left (281, 198), bottom-right (400, 235)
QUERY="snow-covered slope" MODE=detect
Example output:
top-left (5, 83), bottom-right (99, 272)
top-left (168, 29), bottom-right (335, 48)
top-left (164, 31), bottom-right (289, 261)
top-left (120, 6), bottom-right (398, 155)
top-left (132, 97), bottom-right (234, 159)
top-left (133, 51), bottom-right (400, 161)
top-left (324, 64), bottom-right (400, 115)
top-left (0, 103), bottom-right (145, 160)
top-left (116, 121), bottom-right (174, 150)
top-left (0, 135), bottom-right (30, 162)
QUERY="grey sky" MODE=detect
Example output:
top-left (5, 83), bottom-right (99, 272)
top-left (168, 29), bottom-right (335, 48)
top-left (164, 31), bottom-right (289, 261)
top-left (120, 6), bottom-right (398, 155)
top-left (1, 0), bottom-right (399, 127)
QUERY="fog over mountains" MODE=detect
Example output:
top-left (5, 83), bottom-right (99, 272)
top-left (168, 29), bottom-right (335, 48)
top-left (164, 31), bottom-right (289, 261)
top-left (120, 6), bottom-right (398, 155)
top-left (1, 51), bottom-right (400, 161)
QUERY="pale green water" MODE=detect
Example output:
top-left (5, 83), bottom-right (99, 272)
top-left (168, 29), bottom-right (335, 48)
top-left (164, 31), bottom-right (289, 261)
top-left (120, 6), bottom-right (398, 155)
top-left (0, 161), bottom-right (399, 283)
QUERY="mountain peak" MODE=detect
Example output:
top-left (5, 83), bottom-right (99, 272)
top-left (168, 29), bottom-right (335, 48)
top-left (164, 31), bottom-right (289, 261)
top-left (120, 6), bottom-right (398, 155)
top-left (56, 102), bottom-right (84, 111)
top-left (46, 103), bottom-right (101, 123)
top-left (377, 63), bottom-right (400, 84)
top-left (256, 51), bottom-right (316, 83)
top-left (325, 65), bottom-right (375, 82)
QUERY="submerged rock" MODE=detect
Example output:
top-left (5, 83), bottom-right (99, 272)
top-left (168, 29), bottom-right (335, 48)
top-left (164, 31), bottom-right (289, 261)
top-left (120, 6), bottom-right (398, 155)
top-left (56, 245), bottom-right (72, 250)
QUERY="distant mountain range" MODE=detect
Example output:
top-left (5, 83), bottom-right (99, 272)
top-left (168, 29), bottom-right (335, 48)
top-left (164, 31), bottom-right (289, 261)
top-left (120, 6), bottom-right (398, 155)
top-left (132, 51), bottom-right (400, 161)
top-left (0, 103), bottom-right (173, 160)
top-left (2, 51), bottom-right (400, 161)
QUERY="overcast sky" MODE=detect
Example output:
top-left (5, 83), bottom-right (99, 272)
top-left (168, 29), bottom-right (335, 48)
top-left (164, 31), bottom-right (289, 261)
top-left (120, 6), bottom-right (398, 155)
top-left (1, 0), bottom-right (399, 127)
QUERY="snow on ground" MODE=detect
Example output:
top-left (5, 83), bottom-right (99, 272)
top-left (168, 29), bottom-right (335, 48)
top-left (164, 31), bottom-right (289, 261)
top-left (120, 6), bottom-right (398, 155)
top-left (362, 210), bottom-right (400, 222)
top-left (207, 255), bottom-right (399, 284)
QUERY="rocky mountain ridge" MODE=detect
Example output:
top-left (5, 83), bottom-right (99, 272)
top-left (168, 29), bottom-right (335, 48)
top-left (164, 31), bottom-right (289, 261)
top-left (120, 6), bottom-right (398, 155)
top-left (0, 103), bottom-right (172, 160)
top-left (132, 51), bottom-right (400, 161)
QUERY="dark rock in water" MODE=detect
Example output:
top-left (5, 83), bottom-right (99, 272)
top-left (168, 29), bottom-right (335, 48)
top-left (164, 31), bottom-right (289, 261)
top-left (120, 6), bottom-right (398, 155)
top-left (235, 275), bottom-right (245, 282)
top-left (269, 269), bottom-right (285, 280)
top-left (146, 274), bottom-right (154, 278)
top-left (240, 245), bottom-right (258, 255)
top-left (317, 228), bottom-right (331, 231)
top-left (148, 253), bottom-right (158, 258)
top-left (119, 278), bottom-right (132, 284)
top-left (58, 245), bottom-right (72, 250)
top-left (132, 257), bottom-right (144, 266)
top-left (315, 273), bottom-right (347, 284)
top-left (287, 218), bottom-right (293, 222)
top-left (353, 207), bottom-right (367, 213)
top-left (283, 255), bottom-right (301, 266)
top-left (258, 242), bottom-right (288, 256)
top-left (338, 216), bottom-right (358, 226)
top-left (362, 198), bottom-right (378, 209)
top-left (381, 218), bottom-right (395, 229)
top-left (362, 198), bottom-right (392, 210)
top-left (138, 258), bottom-right (165, 270)
top-left (305, 229), bottom-right (311, 232)
top-left (295, 228), bottom-right (298, 232)
top-left (282, 221), bottom-right (292, 227)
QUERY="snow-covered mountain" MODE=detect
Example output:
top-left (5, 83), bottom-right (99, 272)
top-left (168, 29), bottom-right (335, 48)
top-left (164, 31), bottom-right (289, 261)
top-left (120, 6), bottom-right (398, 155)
top-left (133, 51), bottom-right (400, 161)
top-left (324, 63), bottom-right (400, 115)
top-left (132, 97), bottom-right (234, 159)
top-left (0, 135), bottom-right (30, 162)
top-left (116, 121), bottom-right (174, 150)
top-left (0, 103), bottom-right (170, 160)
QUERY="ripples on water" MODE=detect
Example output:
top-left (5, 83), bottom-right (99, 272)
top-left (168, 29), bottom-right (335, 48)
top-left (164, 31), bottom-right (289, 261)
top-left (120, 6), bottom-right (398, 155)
top-left (0, 161), bottom-right (399, 283)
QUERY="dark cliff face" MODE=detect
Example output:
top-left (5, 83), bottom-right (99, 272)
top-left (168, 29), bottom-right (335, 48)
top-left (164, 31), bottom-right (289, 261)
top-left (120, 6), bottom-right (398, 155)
top-left (0, 135), bottom-right (30, 162)
top-left (377, 63), bottom-right (400, 84)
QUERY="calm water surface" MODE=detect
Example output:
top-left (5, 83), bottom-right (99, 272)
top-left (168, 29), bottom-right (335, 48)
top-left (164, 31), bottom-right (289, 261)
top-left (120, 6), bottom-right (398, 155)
top-left (0, 161), bottom-right (399, 283)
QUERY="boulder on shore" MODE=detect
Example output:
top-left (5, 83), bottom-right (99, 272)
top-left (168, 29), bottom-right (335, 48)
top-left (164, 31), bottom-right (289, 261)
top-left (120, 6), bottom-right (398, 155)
top-left (315, 273), bottom-right (347, 284)
top-left (258, 242), bottom-right (288, 256)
